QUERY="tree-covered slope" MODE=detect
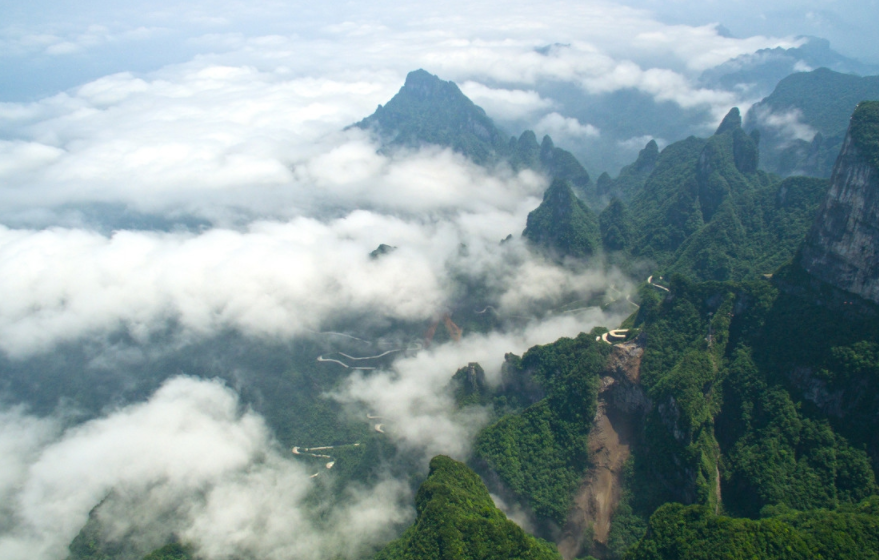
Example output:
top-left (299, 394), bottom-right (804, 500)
top-left (851, 100), bottom-right (879, 169)
top-left (354, 69), bottom-right (597, 201)
top-left (744, 68), bottom-right (879, 177)
top-left (472, 332), bottom-right (611, 524)
top-left (373, 456), bottom-right (561, 560)
top-left (455, 268), bottom-right (879, 559)
top-left (522, 178), bottom-right (601, 259)
top-left (509, 131), bottom-right (594, 199)
top-left (354, 69), bottom-right (510, 165)
top-left (599, 108), bottom-right (828, 281)
top-left (140, 544), bottom-right (193, 560)
top-left (629, 273), bottom-right (879, 519)
top-left (601, 139), bottom-right (659, 203)
top-left (627, 499), bottom-right (879, 560)
top-left (666, 175), bottom-right (828, 281)
top-left (557, 270), bottom-right (877, 558)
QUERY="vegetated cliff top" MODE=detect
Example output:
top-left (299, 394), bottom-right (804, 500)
top-left (851, 100), bottom-right (879, 169)
top-left (373, 455), bottom-right (561, 560)
top-left (522, 177), bottom-right (600, 259)
top-left (627, 499), bottom-right (879, 560)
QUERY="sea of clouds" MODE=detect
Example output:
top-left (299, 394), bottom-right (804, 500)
top-left (0, 1), bottom-right (820, 558)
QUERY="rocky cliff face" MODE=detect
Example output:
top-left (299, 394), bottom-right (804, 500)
top-left (557, 338), bottom-right (650, 560)
top-left (801, 102), bottom-right (879, 304)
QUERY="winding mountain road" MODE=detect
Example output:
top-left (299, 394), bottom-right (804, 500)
top-left (337, 350), bottom-right (401, 361)
top-left (304, 329), bottom-right (371, 344)
top-left (316, 355), bottom-right (376, 370)
top-left (292, 442), bottom-right (363, 478)
top-left (647, 275), bottom-right (669, 292)
top-left (600, 329), bottom-right (629, 345)
top-left (293, 413), bottom-right (389, 479)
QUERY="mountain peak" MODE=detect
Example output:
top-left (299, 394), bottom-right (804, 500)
top-left (374, 456), bottom-right (560, 560)
top-left (401, 69), bottom-right (461, 101)
top-left (404, 68), bottom-right (436, 86)
top-left (353, 69), bottom-right (507, 163)
top-left (522, 178), bottom-right (600, 258)
top-left (353, 70), bottom-right (594, 193)
top-left (635, 139), bottom-right (660, 171)
top-left (715, 107), bottom-right (742, 135)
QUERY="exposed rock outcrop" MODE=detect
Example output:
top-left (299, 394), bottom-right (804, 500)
top-left (557, 338), bottom-right (649, 560)
top-left (801, 101), bottom-right (879, 304)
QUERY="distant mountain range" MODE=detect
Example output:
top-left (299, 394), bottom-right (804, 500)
top-left (745, 68), bottom-right (879, 178)
top-left (504, 36), bottom-right (878, 177)
top-left (701, 36), bottom-right (879, 99)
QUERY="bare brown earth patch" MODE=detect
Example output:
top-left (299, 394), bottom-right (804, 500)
top-left (557, 338), bottom-right (647, 560)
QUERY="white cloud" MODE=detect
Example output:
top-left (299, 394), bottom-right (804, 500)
top-left (0, 376), bottom-right (412, 560)
top-left (333, 310), bottom-right (629, 462)
top-left (0, 65), bottom-right (554, 223)
top-left (750, 105), bottom-right (816, 142)
top-left (792, 59), bottom-right (813, 73)
top-left (0, 205), bottom-right (638, 359)
top-left (0, 218), bottom-right (445, 357)
top-left (535, 112), bottom-right (600, 139)
top-left (459, 82), bottom-right (553, 122)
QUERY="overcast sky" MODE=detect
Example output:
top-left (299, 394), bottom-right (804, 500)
top-left (2, 0), bottom-right (875, 101)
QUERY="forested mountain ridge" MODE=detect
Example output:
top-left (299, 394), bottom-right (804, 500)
top-left (354, 69), bottom-right (510, 165)
top-left (354, 69), bottom-right (596, 199)
top-left (510, 131), bottom-right (594, 200)
top-left (628, 498), bottom-right (879, 560)
top-left (700, 36), bottom-right (879, 100)
top-left (599, 140), bottom-right (658, 203)
top-left (373, 456), bottom-right (561, 560)
top-left (451, 267), bottom-right (879, 559)
top-left (522, 178), bottom-right (601, 259)
top-left (591, 108), bottom-right (829, 282)
top-left (607, 266), bottom-right (879, 559)
top-left (744, 68), bottom-right (879, 178)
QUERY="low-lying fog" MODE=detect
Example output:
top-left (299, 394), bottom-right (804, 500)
top-left (2, 0), bottom-right (867, 558)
